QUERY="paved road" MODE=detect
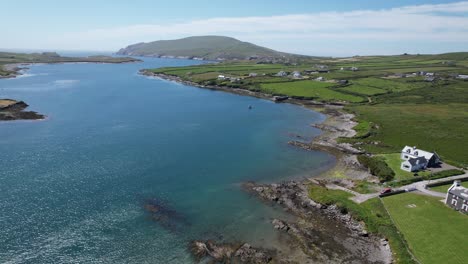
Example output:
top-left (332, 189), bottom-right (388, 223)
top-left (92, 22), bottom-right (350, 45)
top-left (328, 172), bottom-right (467, 204)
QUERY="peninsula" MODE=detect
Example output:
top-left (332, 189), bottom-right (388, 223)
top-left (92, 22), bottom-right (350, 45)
top-left (117, 35), bottom-right (316, 62)
top-left (0, 99), bottom-right (45, 121)
top-left (0, 51), bottom-right (141, 79)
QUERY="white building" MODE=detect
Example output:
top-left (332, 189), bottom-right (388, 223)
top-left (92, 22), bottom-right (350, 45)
top-left (316, 76), bottom-right (325, 82)
top-left (292, 71), bottom-right (302, 78)
top-left (276, 71), bottom-right (288, 77)
top-left (218, 75), bottom-right (226, 80)
top-left (400, 146), bottom-right (440, 172)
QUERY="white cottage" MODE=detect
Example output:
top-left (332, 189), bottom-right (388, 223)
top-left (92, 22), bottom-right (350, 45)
top-left (400, 146), bottom-right (440, 172)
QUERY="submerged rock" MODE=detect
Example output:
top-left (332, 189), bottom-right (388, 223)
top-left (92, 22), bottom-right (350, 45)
top-left (142, 198), bottom-right (189, 232)
top-left (190, 240), bottom-right (273, 263)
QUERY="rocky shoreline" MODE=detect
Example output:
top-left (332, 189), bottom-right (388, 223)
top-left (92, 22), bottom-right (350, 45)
top-left (244, 181), bottom-right (392, 263)
top-left (0, 99), bottom-right (45, 121)
top-left (142, 71), bottom-right (391, 263)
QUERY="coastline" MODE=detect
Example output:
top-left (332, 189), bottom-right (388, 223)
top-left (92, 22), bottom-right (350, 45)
top-left (142, 71), bottom-right (391, 263)
top-left (0, 99), bottom-right (45, 121)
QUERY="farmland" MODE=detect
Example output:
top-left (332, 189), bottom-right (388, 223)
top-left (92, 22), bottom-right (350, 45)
top-left (382, 193), bottom-right (468, 264)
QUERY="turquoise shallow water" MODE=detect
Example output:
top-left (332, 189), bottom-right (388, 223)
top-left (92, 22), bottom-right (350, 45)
top-left (0, 57), bottom-right (334, 263)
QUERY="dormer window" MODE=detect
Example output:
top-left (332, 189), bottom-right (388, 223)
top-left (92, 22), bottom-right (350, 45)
top-left (414, 151), bottom-right (419, 156)
top-left (406, 149), bottom-right (411, 153)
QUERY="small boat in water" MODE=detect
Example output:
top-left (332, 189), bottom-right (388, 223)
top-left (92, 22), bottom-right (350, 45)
top-left (248, 105), bottom-right (253, 110)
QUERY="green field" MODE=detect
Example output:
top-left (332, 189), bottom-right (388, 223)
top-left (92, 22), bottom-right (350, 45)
top-left (382, 193), bottom-right (468, 264)
top-left (430, 181), bottom-right (468, 193)
top-left (260, 81), bottom-right (364, 102)
top-left (348, 104), bottom-right (468, 166)
top-left (339, 84), bottom-right (387, 96)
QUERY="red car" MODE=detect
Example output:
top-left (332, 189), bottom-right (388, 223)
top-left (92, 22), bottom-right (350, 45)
top-left (380, 188), bottom-right (392, 194)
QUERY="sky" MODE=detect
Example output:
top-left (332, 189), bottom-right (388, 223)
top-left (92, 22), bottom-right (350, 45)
top-left (2, 0), bottom-right (468, 56)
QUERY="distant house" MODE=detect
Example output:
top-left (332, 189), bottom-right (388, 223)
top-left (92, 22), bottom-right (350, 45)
top-left (276, 71), bottom-right (288, 77)
top-left (400, 146), bottom-right (440, 172)
top-left (340, 67), bottom-right (345, 71)
top-left (424, 76), bottom-right (436, 82)
top-left (229, 77), bottom-right (241, 83)
top-left (351, 67), bottom-right (359, 71)
top-left (457, 74), bottom-right (468, 80)
top-left (218, 75), bottom-right (226, 80)
top-left (425, 72), bottom-right (435, 77)
top-left (445, 181), bottom-right (468, 213)
top-left (316, 76), bottom-right (325, 82)
top-left (417, 71), bottom-right (427, 76)
top-left (249, 73), bottom-right (258, 77)
top-left (292, 71), bottom-right (302, 78)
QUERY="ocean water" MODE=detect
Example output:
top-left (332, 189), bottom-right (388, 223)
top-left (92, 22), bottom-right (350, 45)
top-left (0, 57), bottom-right (334, 263)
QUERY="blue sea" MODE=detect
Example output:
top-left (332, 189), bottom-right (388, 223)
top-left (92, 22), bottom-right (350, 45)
top-left (0, 56), bottom-right (334, 263)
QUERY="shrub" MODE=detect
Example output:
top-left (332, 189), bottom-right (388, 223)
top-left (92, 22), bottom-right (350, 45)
top-left (358, 155), bottom-right (395, 182)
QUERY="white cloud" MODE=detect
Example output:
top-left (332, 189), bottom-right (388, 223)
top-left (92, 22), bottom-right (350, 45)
top-left (4, 1), bottom-right (468, 56)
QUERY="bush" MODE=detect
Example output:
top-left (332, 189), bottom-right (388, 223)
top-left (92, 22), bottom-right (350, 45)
top-left (358, 155), bottom-right (395, 182)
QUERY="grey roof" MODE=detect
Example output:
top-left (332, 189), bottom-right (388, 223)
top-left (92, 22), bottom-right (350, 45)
top-left (408, 156), bottom-right (427, 166)
top-left (449, 186), bottom-right (468, 199)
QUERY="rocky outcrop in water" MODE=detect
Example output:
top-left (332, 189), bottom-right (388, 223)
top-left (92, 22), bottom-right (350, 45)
top-left (0, 99), bottom-right (45, 121)
top-left (190, 240), bottom-right (273, 263)
top-left (244, 181), bottom-right (392, 264)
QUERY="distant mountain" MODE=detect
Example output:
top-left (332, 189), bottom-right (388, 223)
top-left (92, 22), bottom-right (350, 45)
top-left (117, 36), bottom-right (305, 61)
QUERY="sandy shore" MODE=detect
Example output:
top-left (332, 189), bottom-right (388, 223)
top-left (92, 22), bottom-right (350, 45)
top-left (143, 71), bottom-right (391, 263)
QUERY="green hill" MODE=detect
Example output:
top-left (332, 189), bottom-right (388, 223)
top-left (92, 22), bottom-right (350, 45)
top-left (117, 36), bottom-right (305, 61)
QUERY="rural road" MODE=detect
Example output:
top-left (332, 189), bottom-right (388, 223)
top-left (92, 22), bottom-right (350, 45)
top-left (328, 172), bottom-right (468, 204)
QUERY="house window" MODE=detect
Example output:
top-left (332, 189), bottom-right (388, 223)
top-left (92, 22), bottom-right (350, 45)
top-left (452, 199), bottom-right (457, 206)
top-left (414, 151), bottom-right (419, 156)
top-left (404, 165), bottom-right (410, 169)
top-left (404, 155), bottom-right (408, 159)
top-left (462, 204), bottom-right (468, 211)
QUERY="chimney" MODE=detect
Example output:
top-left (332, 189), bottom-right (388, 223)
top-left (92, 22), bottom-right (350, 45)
top-left (454, 180), bottom-right (461, 187)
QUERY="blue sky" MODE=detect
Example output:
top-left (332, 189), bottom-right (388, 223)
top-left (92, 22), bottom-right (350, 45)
top-left (3, 0), bottom-right (468, 56)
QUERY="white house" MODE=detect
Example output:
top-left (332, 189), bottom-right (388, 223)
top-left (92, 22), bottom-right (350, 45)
top-left (351, 67), bottom-right (359, 71)
top-left (249, 73), bottom-right (258, 77)
top-left (276, 71), bottom-right (288, 77)
top-left (292, 71), bottom-right (302, 79)
top-left (218, 75), bottom-right (226, 80)
top-left (400, 146), bottom-right (440, 172)
top-left (457, 74), bottom-right (468, 80)
top-left (316, 76), bottom-right (325, 82)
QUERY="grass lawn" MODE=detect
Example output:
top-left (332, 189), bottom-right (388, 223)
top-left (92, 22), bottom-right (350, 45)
top-left (260, 81), bottom-right (364, 102)
top-left (308, 185), bottom-right (415, 263)
top-left (382, 193), bottom-right (468, 264)
top-left (430, 181), bottom-right (468, 193)
top-left (378, 153), bottom-right (430, 181)
top-left (349, 104), bottom-right (468, 167)
top-left (353, 77), bottom-right (427, 92)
